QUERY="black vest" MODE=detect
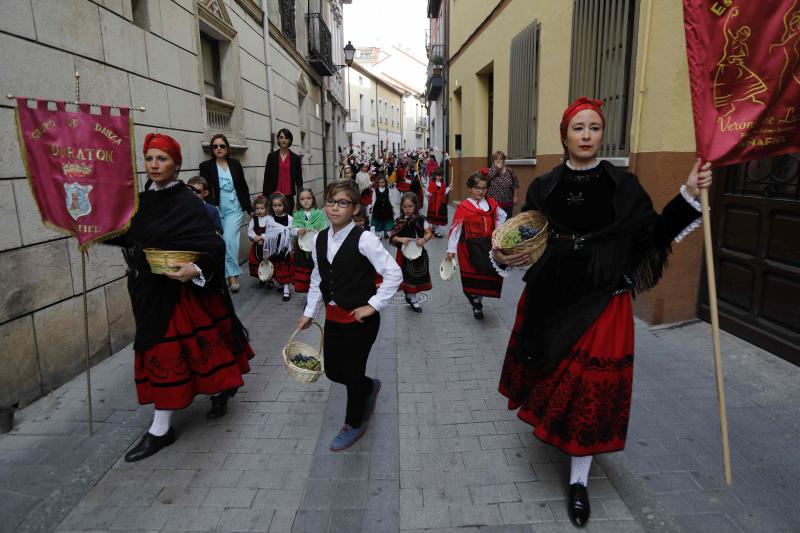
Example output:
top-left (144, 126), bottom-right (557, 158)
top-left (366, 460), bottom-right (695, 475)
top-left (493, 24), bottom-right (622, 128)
top-left (317, 225), bottom-right (377, 310)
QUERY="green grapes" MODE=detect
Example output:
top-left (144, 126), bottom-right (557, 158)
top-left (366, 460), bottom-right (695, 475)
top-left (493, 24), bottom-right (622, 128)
top-left (291, 355), bottom-right (321, 371)
top-left (500, 229), bottom-right (523, 248)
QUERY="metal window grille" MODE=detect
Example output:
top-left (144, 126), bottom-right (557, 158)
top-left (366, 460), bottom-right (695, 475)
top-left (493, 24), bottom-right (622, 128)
top-left (279, 0), bottom-right (296, 46)
top-left (569, 0), bottom-right (637, 157)
top-left (507, 21), bottom-right (541, 159)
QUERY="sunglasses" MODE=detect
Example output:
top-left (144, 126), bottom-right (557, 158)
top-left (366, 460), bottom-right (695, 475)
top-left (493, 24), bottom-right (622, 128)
top-left (190, 187), bottom-right (204, 195)
top-left (212, 144), bottom-right (227, 149)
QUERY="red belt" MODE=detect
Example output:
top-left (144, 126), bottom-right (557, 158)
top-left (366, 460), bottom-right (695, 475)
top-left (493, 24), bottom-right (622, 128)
top-left (325, 304), bottom-right (358, 324)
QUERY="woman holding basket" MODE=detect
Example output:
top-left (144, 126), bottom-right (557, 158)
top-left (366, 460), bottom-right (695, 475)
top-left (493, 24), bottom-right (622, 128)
top-left (107, 134), bottom-right (253, 463)
top-left (492, 97), bottom-right (712, 528)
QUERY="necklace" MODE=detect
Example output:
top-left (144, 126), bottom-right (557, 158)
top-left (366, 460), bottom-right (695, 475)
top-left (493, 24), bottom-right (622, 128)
top-left (567, 192), bottom-right (584, 206)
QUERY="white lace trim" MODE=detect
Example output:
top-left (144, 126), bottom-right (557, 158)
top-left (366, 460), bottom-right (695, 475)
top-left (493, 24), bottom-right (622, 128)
top-left (565, 159), bottom-right (601, 171)
top-left (189, 263), bottom-right (207, 287)
top-left (674, 184), bottom-right (704, 243)
top-left (490, 248), bottom-right (512, 278)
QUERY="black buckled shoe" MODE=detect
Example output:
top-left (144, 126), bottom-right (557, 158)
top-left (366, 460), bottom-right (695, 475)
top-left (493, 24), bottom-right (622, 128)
top-left (567, 482), bottom-right (591, 528)
top-left (124, 428), bottom-right (176, 462)
top-left (206, 388), bottom-right (237, 419)
top-left (472, 308), bottom-right (484, 320)
top-left (410, 302), bottom-right (422, 313)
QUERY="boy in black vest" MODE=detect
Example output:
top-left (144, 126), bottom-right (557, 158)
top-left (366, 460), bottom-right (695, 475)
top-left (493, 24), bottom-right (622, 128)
top-left (298, 180), bottom-right (402, 451)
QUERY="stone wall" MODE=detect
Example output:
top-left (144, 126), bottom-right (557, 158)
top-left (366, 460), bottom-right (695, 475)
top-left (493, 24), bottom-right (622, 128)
top-left (0, 0), bottom-right (347, 407)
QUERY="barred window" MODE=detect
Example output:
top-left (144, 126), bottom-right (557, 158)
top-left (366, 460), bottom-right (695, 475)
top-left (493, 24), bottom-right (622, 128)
top-left (507, 21), bottom-right (541, 159)
top-left (569, 0), bottom-right (637, 157)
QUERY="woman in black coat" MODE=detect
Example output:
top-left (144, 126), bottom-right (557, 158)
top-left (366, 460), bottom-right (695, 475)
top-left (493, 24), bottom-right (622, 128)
top-left (199, 134), bottom-right (252, 292)
top-left (263, 128), bottom-right (303, 213)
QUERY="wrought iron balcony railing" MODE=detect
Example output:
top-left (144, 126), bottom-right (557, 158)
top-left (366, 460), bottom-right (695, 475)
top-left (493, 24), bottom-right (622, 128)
top-left (279, 0), bottom-right (296, 46)
top-left (307, 12), bottom-right (334, 76)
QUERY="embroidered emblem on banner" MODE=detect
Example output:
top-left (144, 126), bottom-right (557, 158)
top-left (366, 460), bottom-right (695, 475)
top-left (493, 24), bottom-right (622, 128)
top-left (64, 181), bottom-right (94, 220)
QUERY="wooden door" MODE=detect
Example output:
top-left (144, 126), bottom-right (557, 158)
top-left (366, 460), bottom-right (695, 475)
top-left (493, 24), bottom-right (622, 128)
top-left (699, 153), bottom-right (800, 366)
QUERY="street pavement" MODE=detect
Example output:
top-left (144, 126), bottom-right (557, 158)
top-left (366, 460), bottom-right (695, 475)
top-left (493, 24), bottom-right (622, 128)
top-left (2, 194), bottom-right (800, 533)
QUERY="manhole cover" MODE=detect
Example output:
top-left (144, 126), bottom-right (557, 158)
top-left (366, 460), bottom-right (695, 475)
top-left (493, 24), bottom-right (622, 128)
top-left (389, 291), bottom-right (429, 305)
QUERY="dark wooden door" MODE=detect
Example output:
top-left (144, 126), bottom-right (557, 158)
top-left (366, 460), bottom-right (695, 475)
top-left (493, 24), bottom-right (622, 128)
top-left (699, 153), bottom-right (800, 366)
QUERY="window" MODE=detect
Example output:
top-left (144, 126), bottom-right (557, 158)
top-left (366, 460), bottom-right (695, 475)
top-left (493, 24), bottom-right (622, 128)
top-left (359, 94), bottom-right (365, 130)
top-left (359, 76), bottom-right (363, 85)
top-left (279, 0), bottom-right (296, 45)
top-left (131, 0), bottom-right (153, 31)
top-left (201, 33), bottom-right (223, 98)
top-left (507, 21), bottom-right (541, 159)
top-left (570, 0), bottom-right (637, 157)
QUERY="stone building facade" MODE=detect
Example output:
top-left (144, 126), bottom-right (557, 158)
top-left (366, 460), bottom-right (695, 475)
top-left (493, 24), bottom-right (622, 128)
top-left (0, 0), bottom-right (350, 407)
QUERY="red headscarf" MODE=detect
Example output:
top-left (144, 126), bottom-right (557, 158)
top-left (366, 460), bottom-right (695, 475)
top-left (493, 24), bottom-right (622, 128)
top-left (143, 133), bottom-right (182, 167)
top-left (559, 97), bottom-right (605, 141)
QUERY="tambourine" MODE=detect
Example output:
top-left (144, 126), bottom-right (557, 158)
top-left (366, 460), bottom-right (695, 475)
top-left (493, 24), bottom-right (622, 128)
top-left (439, 255), bottom-right (457, 281)
top-left (298, 230), bottom-right (317, 252)
top-left (257, 259), bottom-right (274, 282)
top-left (401, 240), bottom-right (423, 260)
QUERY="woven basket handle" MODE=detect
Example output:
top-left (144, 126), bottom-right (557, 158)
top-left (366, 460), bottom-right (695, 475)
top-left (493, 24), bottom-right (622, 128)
top-left (287, 321), bottom-right (324, 359)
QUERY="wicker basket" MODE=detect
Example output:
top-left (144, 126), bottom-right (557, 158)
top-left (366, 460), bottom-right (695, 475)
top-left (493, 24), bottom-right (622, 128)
top-left (491, 211), bottom-right (549, 264)
top-left (143, 249), bottom-right (201, 274)
top-left (283, 322), bottom-right (324, 384)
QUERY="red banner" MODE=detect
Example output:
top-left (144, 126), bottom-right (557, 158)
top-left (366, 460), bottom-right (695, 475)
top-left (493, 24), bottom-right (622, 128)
top-left (15, 98), bottom-right (137, 250)
top-left (683, 1), bottom-right (800, 166)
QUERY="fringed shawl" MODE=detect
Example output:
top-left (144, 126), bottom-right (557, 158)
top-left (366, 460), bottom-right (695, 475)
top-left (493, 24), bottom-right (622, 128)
top-left (292, 208), bottom-right (327, 231)
top-left (452, 197), bottom-right (499, 241)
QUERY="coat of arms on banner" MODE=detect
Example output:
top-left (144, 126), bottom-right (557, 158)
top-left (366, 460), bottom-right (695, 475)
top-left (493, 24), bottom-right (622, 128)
top-left (64, 181), bottom-right (93, 220)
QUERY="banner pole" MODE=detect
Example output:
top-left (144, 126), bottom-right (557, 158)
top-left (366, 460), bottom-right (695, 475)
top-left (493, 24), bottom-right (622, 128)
top-left (700, 187), bottom-right (732, 485)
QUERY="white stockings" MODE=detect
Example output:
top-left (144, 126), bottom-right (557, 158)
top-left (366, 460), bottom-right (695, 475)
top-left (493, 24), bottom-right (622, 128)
top-left (149, 409), bottom-right (173, 436)
top-left (570, 455), bottom-right (593, 487)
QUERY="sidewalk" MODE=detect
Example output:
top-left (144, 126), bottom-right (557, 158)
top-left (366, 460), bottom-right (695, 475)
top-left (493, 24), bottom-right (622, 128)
top-left (2, 205), bottom-right (799, 532)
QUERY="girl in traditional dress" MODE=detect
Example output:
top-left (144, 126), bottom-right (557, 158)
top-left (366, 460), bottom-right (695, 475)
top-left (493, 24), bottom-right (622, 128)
top-left (355, 162), bottom-right (373, 228)
top-left (447, 169), bottom-right (507, 320)
top-left (370, 175), bottom-right (394, 239)
top-left (264, 193), bottom-right (295, 301)
top-left (425, 167), bottom-right (449, 237)
top-left (107, 133), bottom-right (253, 462)
top-left (390, 193), bottom-right (433, 313)
top-left (493, 97), bottom-right (712, 528)
top-left (292, 188), bottom-right (328, 293)
top-left (247, 196), bottom-right (269, 284)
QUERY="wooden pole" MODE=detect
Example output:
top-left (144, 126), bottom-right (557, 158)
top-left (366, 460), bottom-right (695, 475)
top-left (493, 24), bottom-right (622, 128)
top-left (700, 187), bottom-right (732, 485)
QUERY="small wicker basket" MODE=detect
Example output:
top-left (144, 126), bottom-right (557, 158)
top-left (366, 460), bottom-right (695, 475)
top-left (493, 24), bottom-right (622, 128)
top-left (283, 322), bottom-right (325, 384)
top-left (491, 211), bottom-right (549, 265)
top-left (143, 249), bottom-right (201, 274)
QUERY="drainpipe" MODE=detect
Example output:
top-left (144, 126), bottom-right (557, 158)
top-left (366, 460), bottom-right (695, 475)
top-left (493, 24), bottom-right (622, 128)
top-left (321, 86), bottom-right (329, 188)
top-left (443, 2), bottom-right (450, 186)
top-left (262, 0), bottom-right (278, 151)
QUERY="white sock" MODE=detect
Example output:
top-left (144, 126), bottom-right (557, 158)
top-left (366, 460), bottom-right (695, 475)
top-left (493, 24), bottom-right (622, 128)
top-left (283, 284), bottom-right (290, 295)
top-left (408, 293), bottom-right (418, 303)
top-left (474, 296), bottom-right (483, 304)
top-left (149, 409), bottom-right (172, 436)
top-left (570, 455), bottom-right (593, 486)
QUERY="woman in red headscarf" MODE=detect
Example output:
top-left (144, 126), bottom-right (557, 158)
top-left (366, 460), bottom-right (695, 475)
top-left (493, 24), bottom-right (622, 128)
top-left (106, 133), bottom-right (254, 463)
top-left (492, 97), bottom-right (713, 528)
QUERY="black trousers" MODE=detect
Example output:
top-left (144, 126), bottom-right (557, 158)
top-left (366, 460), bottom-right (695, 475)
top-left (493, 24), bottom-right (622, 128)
top-left (324, 314), bottom-right (380, 428)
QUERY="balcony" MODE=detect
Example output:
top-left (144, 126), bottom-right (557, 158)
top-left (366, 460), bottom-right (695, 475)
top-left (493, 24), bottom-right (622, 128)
top-left (205, 95), bottom-right (235, 131)
top-left (307, 13), bottom-right (334, 76)
top-left (426, 44), bottom-right (445, 101)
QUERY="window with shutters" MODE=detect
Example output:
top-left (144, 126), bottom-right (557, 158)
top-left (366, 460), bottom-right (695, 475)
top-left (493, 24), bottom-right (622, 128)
top-left (507, 21), bottom-right (541, 159)
top-left (569, 0), bottom-right (637, 157)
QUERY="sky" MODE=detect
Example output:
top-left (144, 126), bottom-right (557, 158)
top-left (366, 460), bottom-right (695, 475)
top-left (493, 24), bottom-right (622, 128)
top-left (342, 0), bottom-right (429, 60)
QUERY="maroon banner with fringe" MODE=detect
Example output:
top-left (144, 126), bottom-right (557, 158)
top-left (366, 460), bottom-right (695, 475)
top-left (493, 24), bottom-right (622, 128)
top-left (15, 98), bottom-right (137, 250)
top-left (683, 1), bottom-right (800, 165)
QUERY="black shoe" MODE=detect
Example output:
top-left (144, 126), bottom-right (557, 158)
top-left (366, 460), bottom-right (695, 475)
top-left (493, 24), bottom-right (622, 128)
top-left (435, 233), bottom-right (443, 238)
top-left (410, 302), bottom-right (422, 313)
top-left (473, 308), bottom-right (484, 320)
top-left (467, 296), bottom-right (483, 311)
top-left (405, 294), bottom-right (412, 304)
top-left (567, 483), bottom-right (591, 528)
top-left (282, 293), bottom-right (291, 302)
top-left (206, 388), bottom-right (237, 420)
top-left (124, 428), bottom-right (176, 462)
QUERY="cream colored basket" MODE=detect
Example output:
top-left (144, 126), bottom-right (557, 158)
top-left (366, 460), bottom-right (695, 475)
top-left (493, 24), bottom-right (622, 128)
top-left (143, 249), bottom-right (200, 274)
top-left (491, 211), bottom-right (549, 265)
top-left (283, 322), bottom-right (324, 384)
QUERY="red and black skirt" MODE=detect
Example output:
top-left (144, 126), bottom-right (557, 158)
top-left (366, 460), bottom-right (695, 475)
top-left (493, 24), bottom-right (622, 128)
top-left (271, 253), bottom-right (293, 284)
top-left (457, 236), bottom-right (502, 298)
top-left (293, 247), bottom-right (313, 292)
top-left (247, 241), bottom-right (263, 278)
top-left (427, 191), bottom-right (448, 226)
top-left (395, 249), bottom-right (432, 294)
top-left (499, 290), bottom-right (634, 456)
top-left (135, 285), bottom-right (254, 410)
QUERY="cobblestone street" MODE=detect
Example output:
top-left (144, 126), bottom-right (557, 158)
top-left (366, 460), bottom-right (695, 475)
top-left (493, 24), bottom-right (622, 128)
top-left (2, 211), bottom-right (800, 533)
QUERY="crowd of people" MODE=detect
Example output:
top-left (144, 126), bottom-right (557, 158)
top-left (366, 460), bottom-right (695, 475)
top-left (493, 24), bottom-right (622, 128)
top-left (107, 95), bottom-right (712, 529)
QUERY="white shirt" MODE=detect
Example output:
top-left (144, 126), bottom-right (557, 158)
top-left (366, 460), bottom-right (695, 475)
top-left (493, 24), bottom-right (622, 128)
top-left (303, 221), bottom-right (402, 318)
top-left (247, 215), bottom-right (269, 239)
top-left (447, 198), bottom-right (507, 254)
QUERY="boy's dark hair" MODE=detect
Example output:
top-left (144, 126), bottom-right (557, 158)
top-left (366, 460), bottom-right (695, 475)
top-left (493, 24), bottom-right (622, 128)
top-left (400, 192), bottom-right (420, 213)
top-left (375, 173), bottom-right (388, 184)
top-left (433, 167), bottom-right (445, 177)
top-left (325, 180), bottom-right (360, 205)
top-left (296, 187), bottom-right (318, 209)
top-left (466, 171), bottom-right (489, 189)
top-left (268, 192), bottom-right (288, 215)
top-left (186, 175), bottom-right (208, 189)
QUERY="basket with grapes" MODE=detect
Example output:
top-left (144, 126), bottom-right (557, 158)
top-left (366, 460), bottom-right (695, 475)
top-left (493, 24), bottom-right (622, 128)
top-left (491, 210), bottom-right (549, 265)
top-left (283, 323), bottom-right (324, 383)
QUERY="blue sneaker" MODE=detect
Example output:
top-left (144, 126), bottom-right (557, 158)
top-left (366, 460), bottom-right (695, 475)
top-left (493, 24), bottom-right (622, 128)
top-left (363, 379), bottom-right (382, 421)
top-left (329, 424), bottom-right (367, 451)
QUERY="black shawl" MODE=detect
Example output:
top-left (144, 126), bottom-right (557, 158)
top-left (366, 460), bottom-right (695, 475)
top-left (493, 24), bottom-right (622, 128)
top-left (107, 183), bottom-right (248, 350)
top-left (518, 161), bottom-right (700, 374)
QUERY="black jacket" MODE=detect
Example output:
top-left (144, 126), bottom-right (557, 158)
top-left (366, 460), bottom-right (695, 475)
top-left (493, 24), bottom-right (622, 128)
top-left (199, 157), bottom-right (252, 213)
top-left (263, 149), bottom-right (303, 198)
